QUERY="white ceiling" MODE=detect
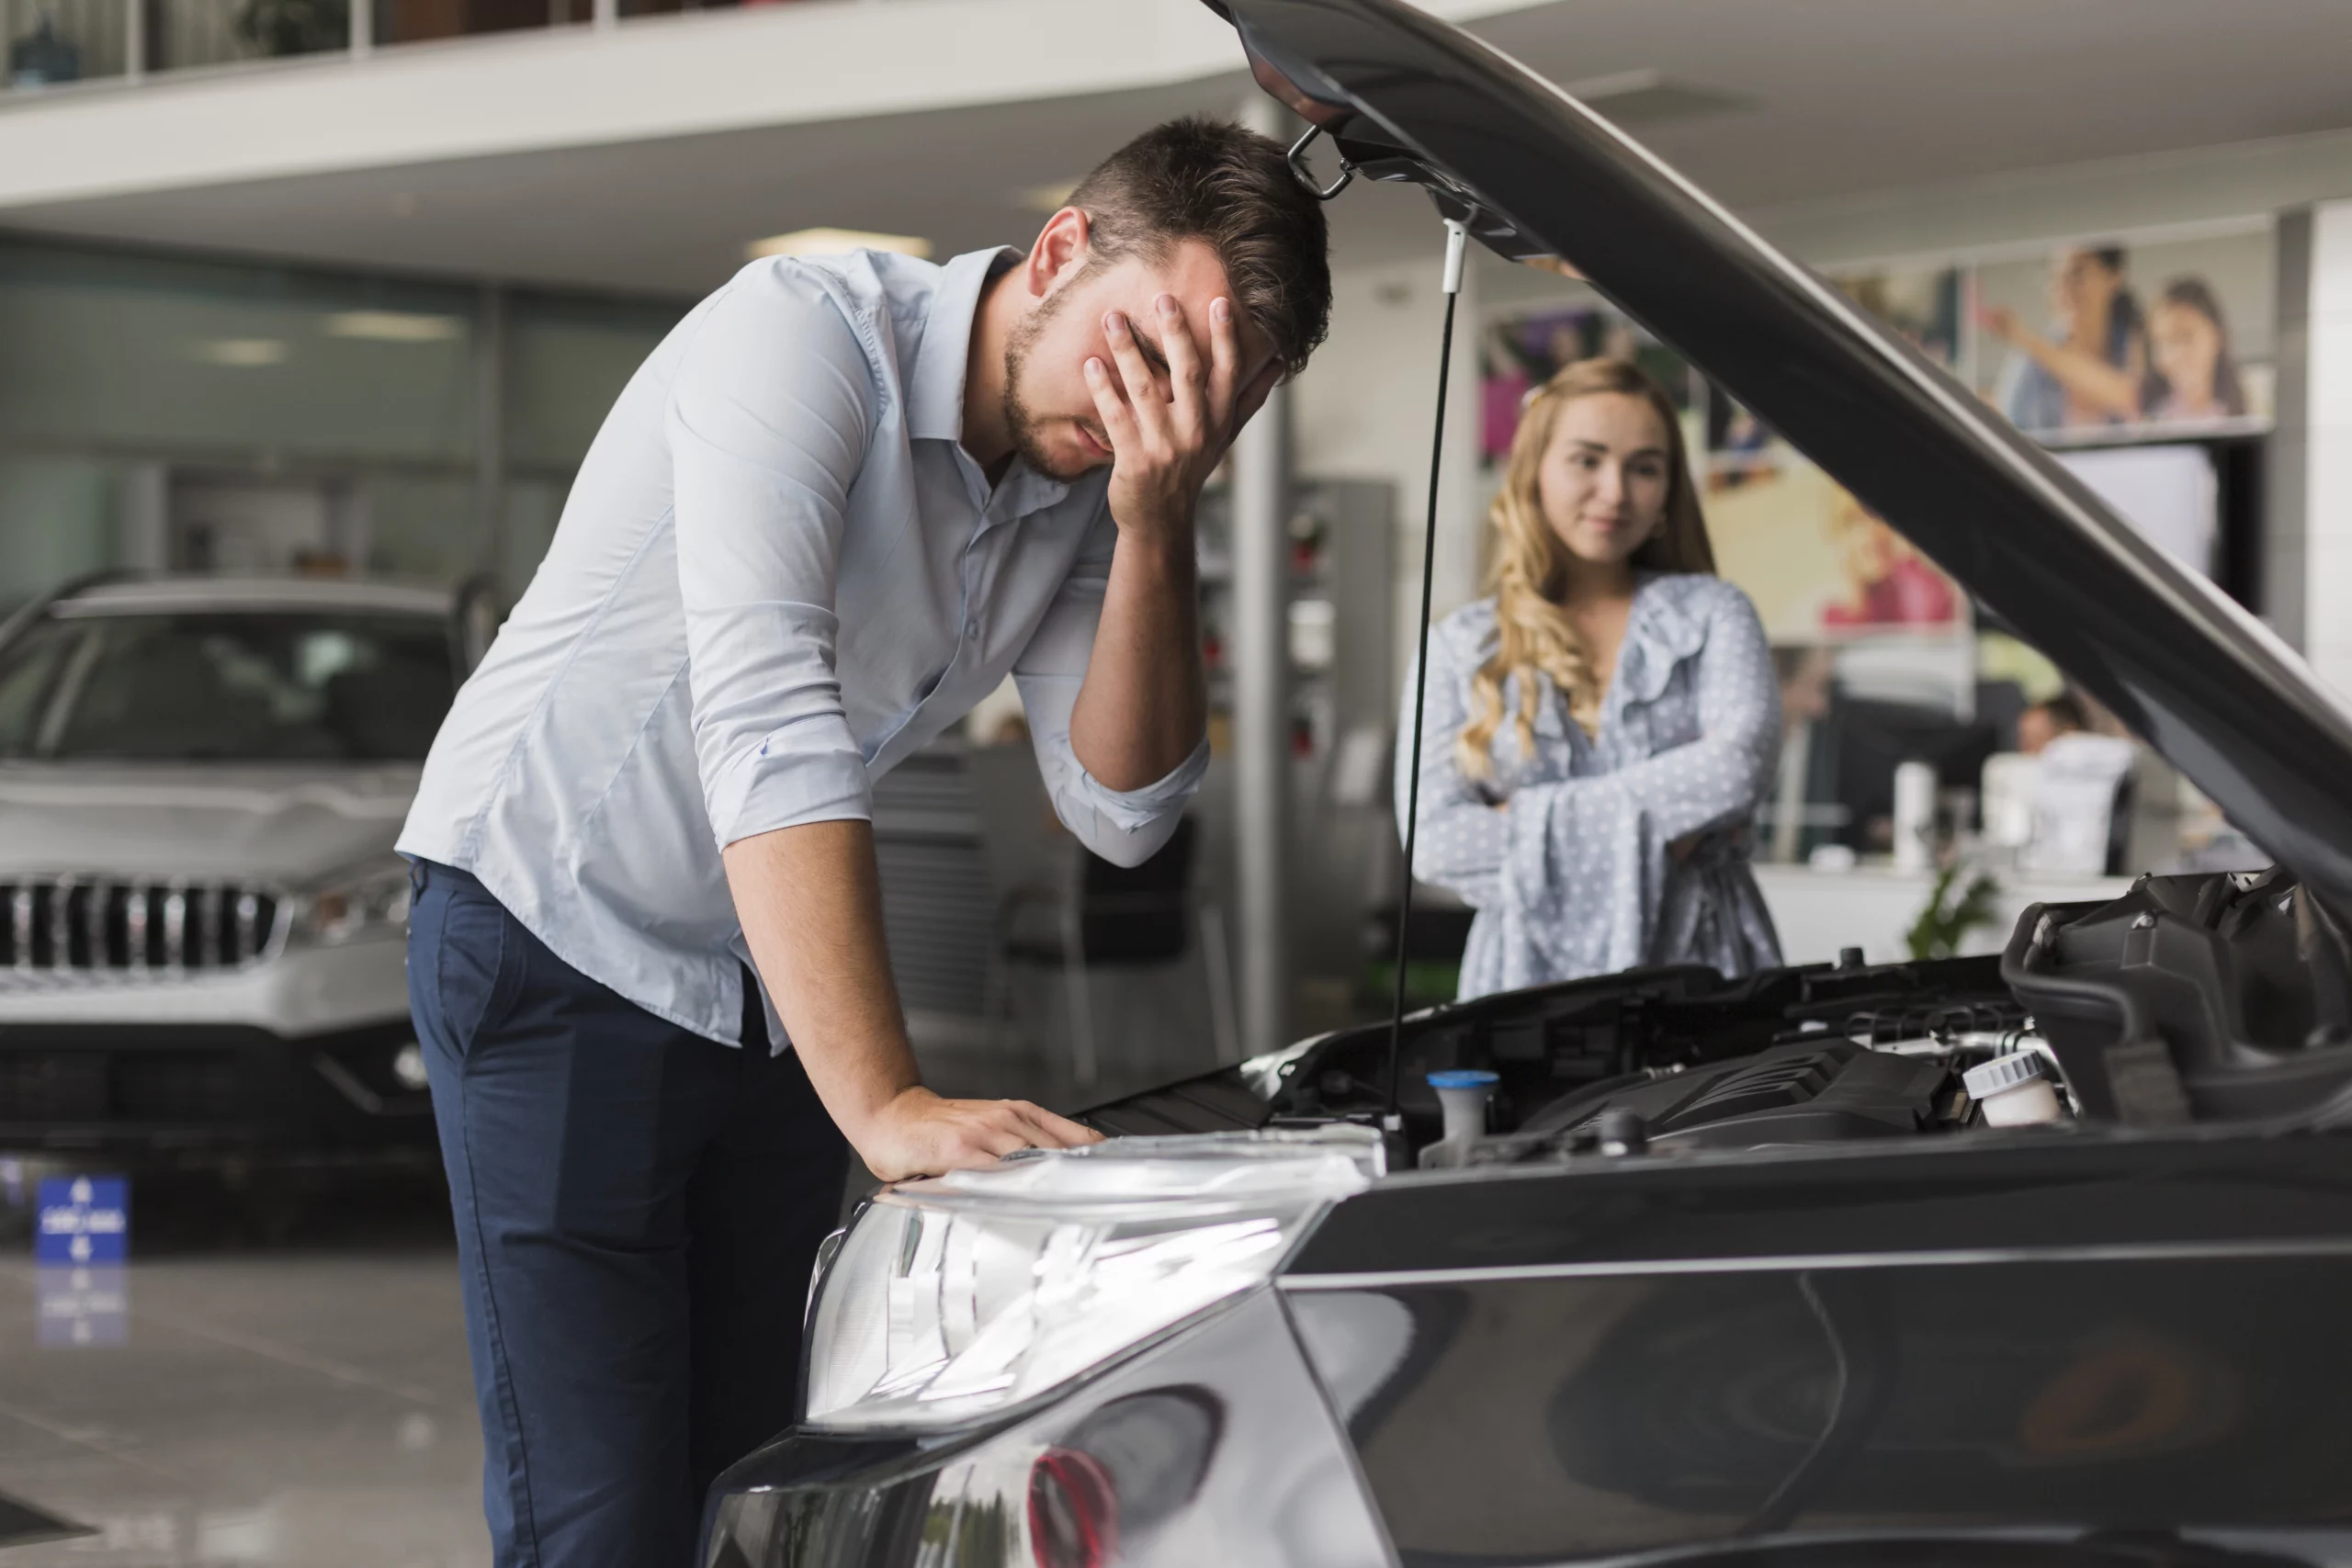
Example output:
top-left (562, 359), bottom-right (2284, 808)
top-left (1475, 0), bottom-right (2352, 211)
top-left (6, 0), bottom-right (2351, 298)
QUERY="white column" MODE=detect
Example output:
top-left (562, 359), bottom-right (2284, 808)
top-left (2304, 201), bottom-right (2352, 696)
top-left (1231, 92), bottom-right (1293, 1056)
top-left (115, 463), bottom-right (168, 570)
top-left (350, 0), bottom-right (372, 57)
top-left (2266, 209), bottom-right (2311, 652)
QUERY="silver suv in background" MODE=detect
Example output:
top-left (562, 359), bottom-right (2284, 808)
top-left (0, 575), bottom-right (467, 1156)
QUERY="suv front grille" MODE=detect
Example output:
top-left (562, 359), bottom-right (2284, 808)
top-left (0, 879), bottom-right (281, 974)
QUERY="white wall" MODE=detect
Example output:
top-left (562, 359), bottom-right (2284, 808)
top-left (1294, 253), bottom-right (1487, 692)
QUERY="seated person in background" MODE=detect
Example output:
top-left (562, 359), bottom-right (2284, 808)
top-left (1397, 358), bottom-right (1783, 999)
top-left (2018, 692), bottom-right (2087, 756)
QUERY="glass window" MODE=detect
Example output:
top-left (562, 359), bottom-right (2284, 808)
top-left (0, 612), bottom-right (456, 762)
top-left (500, 479), bottom-right (568, 595)
top-left (0, 243), bottom-right (477, 464)
top-left (1, 0), bottom-right (131, 89)
top-left (0, 456), bottom-right (118, 609)
top-left (362, 475), bottom-right (480, 584)
top-left (506, 292), bottom-right (682, 470)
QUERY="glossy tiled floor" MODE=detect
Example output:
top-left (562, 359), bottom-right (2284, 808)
top-left (0, 1178), bottom-right (488, 1567)
top-left (0, 977), bottom-right (1249, 1567)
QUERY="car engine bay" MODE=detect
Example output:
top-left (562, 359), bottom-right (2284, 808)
top-left (1120, 865), bottom-right (2352, 1168)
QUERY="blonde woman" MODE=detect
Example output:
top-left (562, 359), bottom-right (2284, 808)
top-left (1398, 358), bottom-right (1781, 998)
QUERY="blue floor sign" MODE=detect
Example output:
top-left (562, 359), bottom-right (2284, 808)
top-left (35, 1178), bottom-right (128, 1266)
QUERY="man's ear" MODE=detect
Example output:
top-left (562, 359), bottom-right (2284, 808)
top-left (1027, 208), bottom-right (1092, 300)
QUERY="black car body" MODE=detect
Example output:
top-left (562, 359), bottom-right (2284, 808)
top-left (704, 1), bottom-right (2352, 1562)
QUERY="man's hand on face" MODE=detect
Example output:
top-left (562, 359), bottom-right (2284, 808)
top-left (1084, 294), bottom-right (1283, 546)
top-left (849, 1084), bottom-right (1102, 1182)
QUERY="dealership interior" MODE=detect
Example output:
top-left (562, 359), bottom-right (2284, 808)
top-left (4, 0), bottom-right (2352, 1562)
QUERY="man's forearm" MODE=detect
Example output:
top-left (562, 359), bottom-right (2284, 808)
top-left (723, 818), bottom-right (1101, 1179)
top-left (723, 819), bottom-right (919, 1133)
top-left (1069, 532), bottom-right (1206, 791)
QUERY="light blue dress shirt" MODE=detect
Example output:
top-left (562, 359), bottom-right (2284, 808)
top-left (1397, 572), bottom-right (1781, 999)
top-left (399, 247), bottom-right (1208, 1047)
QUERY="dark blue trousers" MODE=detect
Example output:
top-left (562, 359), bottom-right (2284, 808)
top-left (406, 860), bottom-right (847, 1568)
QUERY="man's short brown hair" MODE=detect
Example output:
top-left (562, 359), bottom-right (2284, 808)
top-left (1067, 116), bottom-right (1332, 378)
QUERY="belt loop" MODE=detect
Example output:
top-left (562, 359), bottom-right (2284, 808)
top-left (409, 860), bottom-right (428, 895)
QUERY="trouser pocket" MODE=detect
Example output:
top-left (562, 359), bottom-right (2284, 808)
top-left (408, 863), bottom-right (526, 1068)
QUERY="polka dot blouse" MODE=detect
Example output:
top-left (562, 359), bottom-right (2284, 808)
top-left (1396, 571), bottom-right (1784, 1001)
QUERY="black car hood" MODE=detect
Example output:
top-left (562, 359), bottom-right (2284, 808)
top-left (1210, 0), bottom-right (2352, 918)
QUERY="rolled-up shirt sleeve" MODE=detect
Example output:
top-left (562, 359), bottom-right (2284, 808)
top-left (668, 266), bottom-right (878, 850)
top-left (1012, 510), bottom-right (1209, 868)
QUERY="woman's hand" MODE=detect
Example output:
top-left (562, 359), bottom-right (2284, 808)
top-left (1975, 301), bottom-right (2025, 346)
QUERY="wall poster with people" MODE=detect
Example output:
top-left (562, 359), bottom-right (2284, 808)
top-left (1973, 223), bottom-right (2275, 440)
top-left (1475, 218), bottom-right (2275, 869)
top-left (1480, 306), bottom-right (1704, 466)
top-left (1476, 216), bottom-right (2276, 641)
top-left (1702, 261), bottom-right (1971, 645)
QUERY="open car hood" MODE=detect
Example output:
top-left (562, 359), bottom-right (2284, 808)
top-left (1209, 0), bottom-right (2352, 917)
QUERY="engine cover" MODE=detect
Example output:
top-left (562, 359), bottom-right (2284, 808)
top-left (1522, 1040), bottom-right (1955, 1150)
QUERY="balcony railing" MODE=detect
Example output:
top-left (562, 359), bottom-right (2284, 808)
top-left (3, 0), bottom-right (810, 93)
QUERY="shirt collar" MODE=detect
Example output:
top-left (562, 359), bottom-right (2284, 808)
top-left (906, 246), bottom-right (1020, 444)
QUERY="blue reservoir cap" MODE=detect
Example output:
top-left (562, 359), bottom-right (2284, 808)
top-left (1426, 1069), bottom-right (1498, 1089)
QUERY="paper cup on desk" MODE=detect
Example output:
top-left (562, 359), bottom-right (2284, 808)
top-left (1893, 760), bottom-right (1937, 874)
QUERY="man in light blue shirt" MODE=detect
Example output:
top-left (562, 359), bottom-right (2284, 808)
top-left (397, 118), bottom-right (1330, 1565)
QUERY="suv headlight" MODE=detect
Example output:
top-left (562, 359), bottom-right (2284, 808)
top-left (803, 1126), bottom-right (1381, 1432)
top-left (288, 860), bottom-right (413, 948)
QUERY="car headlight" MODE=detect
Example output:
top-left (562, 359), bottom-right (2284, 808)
top-left (803, 1126), bottom-right (1381, 1433)
top-left (288, 860), bottom-right (413, 948)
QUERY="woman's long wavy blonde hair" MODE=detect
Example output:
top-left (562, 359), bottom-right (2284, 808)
top-left (1458, 357), bottom-right (1717, 780)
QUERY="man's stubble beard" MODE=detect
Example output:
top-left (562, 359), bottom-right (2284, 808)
top-left (1000, 285), bottom-right (1097, 484)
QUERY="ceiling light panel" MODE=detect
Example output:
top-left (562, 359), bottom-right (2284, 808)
top-left (192, 338), bottom-right (288, 367)
top-left (1015, 180), bottom-right (1080, 215)
top-left (324, 310), bottom-right (464, 343)
top-left (746, 228), bottom-right (933, 261)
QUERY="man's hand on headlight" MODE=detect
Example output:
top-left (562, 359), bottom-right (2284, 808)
top-left (722, 797), bottom-right (1105, 1185)
top-left (853, 1087), bottom-right (1102, 1181)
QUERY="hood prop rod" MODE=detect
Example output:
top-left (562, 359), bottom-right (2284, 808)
top-left (1385, 216), bottom-right (1470, 1126)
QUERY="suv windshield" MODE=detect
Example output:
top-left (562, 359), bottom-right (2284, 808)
top-left (0, 610), bottom-right (457, 763)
